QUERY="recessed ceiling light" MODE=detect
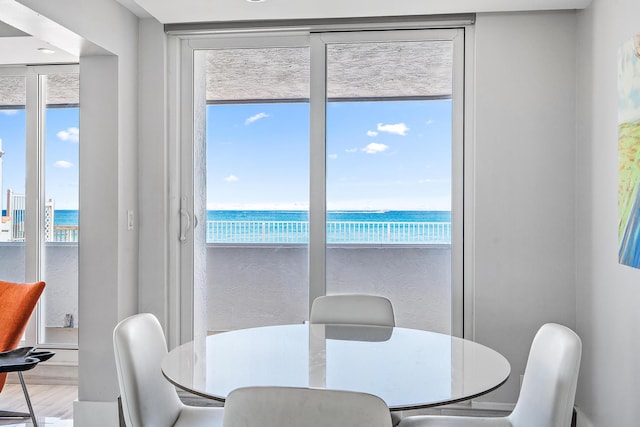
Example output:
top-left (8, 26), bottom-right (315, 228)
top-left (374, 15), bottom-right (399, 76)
top-left (247, 0), bottom-right (266, 3)
top-left (38, 48), bottom-right (56, 54)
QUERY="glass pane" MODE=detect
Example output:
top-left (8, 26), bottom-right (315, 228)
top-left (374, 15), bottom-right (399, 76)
top-left (43, 72), bottom-right (79, 345)
top-left (205, 47), bottom-right (310, 333)
top-left (0, 75), bottom-right (26, 283)
top-left (325, 41), bottom-right (453, 333)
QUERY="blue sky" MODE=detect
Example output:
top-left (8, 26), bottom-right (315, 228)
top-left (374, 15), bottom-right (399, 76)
top-left (207, 99), bottom-right (452, 211)
top-left (0, 108), bottom-right (79, 210)
top-left (1, 99), bottom-right (452, 213)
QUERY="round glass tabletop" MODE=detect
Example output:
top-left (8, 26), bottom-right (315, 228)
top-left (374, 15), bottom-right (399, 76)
top-left (161, 324), bottom-right (510, 411)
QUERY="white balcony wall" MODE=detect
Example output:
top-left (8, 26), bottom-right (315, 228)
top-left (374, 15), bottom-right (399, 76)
top-left (208, 245), bottom-right (451, 332)
top-left (0, 243), bottom-right (450, 337)
top-left (44, 243), bottom-right (79, 328)
top-left (0, 243), bottom-right (78, 328)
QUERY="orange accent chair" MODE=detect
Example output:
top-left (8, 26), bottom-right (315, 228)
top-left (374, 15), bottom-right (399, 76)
top-left (0, 280), bottom-right (46, 423)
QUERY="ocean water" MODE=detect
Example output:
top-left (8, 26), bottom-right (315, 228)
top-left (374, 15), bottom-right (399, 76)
top-left (207, 210), bottom-right (451, 223)
top-left (54, 210), bottom-right (79, 225)
top-left (48, 210), bottom-right (451, 225)
top-left (9, 210), bottom-right (451, 243)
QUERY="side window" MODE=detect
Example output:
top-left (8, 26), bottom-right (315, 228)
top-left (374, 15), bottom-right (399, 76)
top-left (0, 66), bottom-right (79, 348)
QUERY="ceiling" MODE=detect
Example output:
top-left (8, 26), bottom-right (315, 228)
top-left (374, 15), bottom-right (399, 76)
top-left (0, 20), bottom-right (77, 66)
top-left (0, 0), bottom-right (592, 66)
top-left (205, 41), bottom-right (452, 103)
top-left (116, 0), bottom-right (592, 24)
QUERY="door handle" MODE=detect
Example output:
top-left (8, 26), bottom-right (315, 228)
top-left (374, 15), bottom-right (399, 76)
top-left (180, 197), bottom-right (190, 242)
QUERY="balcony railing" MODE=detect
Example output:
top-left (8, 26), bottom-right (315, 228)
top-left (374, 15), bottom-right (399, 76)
top-left (34, 221), bottom-right (453, 244)
top-left (53, 225), bottom-right (79, 242)
top-left (207, 220), bottom-right (451, 244)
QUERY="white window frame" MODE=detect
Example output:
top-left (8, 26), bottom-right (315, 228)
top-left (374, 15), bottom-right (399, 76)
top-left (167, 23), bottom-right (470, 345)
top-left (0, 64), bottom-right (79, 360)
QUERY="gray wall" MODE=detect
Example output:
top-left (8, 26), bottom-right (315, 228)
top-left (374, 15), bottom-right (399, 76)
top-left (576, 0), bottom-right (640, 425)
top-left (472, 11), bottom-right (577, 404)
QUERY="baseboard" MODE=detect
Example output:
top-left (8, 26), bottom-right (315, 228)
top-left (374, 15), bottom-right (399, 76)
top-left (574, 406), bottom-right (594, 427)
top-left (73, 399), bottom-right (119, 427)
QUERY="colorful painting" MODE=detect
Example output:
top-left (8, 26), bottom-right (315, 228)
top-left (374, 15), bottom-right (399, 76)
top-left (618, 34), bottom-right (640, 268)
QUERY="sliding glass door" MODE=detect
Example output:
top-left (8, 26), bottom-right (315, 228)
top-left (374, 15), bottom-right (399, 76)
top-left (205, 44), bottom-right (311, 332)
top-left (322, 33), bottom-right (460, 333)
top-left (176, 26), bottom-right (464, 341)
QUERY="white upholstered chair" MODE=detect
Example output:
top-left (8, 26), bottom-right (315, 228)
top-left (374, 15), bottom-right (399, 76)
top-left (310, 294), bottom-right (395, 327)
top-left (113, 313), bottom-right (224, 427)
top-left (223, 386), bottom-right (393, 427)
top-left (398, 323), bottom-right (582, 427)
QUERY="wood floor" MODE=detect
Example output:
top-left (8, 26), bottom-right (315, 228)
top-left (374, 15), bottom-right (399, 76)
top-left (0, 381), bottom-right (76, 427)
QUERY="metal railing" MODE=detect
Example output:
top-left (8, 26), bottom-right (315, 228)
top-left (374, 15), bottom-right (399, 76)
top-left (52, 225), bottom-right (78, 242)
top-left (9, 221), bottom-right (451, 244)
top-left (207, 220), bottom-right (451, 244)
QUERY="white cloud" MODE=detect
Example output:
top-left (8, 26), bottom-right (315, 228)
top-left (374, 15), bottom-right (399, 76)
top-left (224, 175), bottom-right (239, 182)
top-left (426, 119), bottom-right (434, 125)
top-left (362, 142), bottom-right (389, 154)
top-left (57, 127), bottom-right (80, 142)
top-left (54, 160), bottom-right (73, 168)
top-left (377, 122), bottom-right (409, 136)
top-left (0, 110), bottom-right (18, 116)
top-left (328, 153), bottom-right (338, 159)
top-left (245, 112), bottom-right (269, 125)
top-left (367, 130), bottom-right (378, 137)
top-left (345, 148), bottom-right (358, 153)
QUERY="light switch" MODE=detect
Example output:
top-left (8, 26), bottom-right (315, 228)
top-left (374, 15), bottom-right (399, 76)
top-left (127, 210), bottom-right (134, 231)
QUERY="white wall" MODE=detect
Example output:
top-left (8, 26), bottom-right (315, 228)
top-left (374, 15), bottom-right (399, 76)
top-left (472, 11), bottom-right (578, 404)
top-left (137, 18), bottom-right (169, 328)
top-left (10, 1), bottom-right (140, 425)
top-left (575, 1), bottom-right (640, 425)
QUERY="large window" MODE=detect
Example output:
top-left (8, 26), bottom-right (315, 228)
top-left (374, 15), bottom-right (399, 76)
top-left (0, 66), bottom-right (79, 348)
top-left (175, 25), bottom-right (464, 341)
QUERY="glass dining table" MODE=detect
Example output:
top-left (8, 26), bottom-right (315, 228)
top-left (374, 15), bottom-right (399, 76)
top-left (161, 323), bottom-right (510, 411)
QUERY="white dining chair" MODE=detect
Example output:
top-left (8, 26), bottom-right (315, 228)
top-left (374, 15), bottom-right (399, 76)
top-left (223, 386), bottom-right (393, 427)
top-left (398, 323), bottom-right (582, 427)
top-left (310, 294), bottom-right (395, 327)
top-left (113, 313), bottom-right (224, 427)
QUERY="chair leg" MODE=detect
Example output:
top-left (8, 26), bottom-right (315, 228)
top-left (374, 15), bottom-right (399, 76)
top-left (0, 373), bottom-right (38, 426)
top-left (18, 372), bottom-right (38, 427)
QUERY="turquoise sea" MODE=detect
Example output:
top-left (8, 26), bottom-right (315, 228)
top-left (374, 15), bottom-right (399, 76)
top-left (1, 209), bottom-right (451, 243)
top-left (47, 210), bottom-right (451, 225)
